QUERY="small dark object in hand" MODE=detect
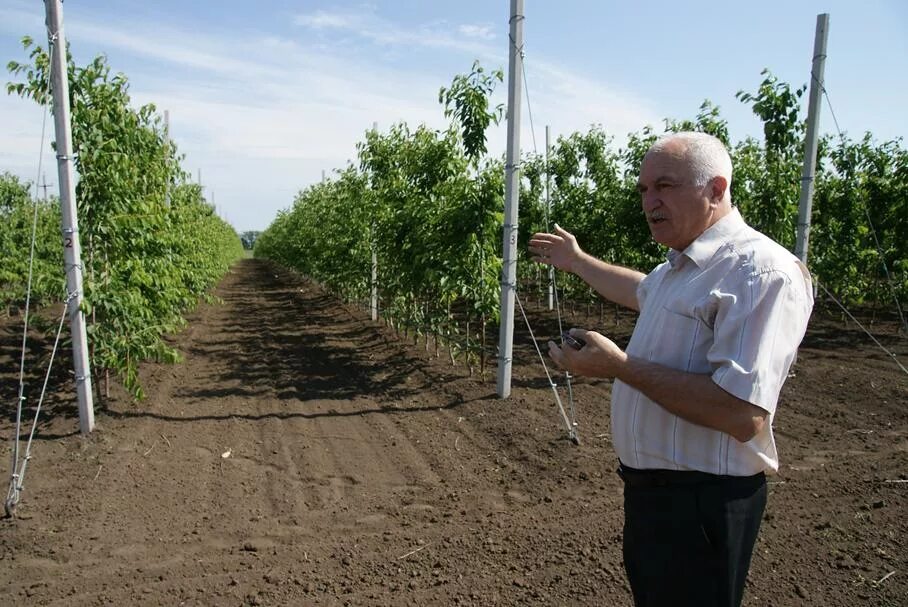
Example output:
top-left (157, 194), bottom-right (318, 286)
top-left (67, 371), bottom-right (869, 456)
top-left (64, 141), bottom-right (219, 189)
top-left (561, 331), bottom-right (586, 350)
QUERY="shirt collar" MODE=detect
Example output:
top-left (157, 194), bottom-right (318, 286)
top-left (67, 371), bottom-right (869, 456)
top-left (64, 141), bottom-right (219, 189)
top-left (670, 208), bottom-right (746, 269)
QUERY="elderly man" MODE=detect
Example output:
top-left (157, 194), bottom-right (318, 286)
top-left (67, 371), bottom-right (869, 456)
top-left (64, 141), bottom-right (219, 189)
top-left (529, 132), bottom-right (813, 607)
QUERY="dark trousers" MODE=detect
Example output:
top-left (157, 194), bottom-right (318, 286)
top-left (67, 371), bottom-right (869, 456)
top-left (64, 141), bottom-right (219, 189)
top-left (619, 464), bottom-right (767, 607)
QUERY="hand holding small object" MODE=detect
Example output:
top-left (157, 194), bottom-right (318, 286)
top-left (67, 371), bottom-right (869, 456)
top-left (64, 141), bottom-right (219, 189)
top-left (561, 331), bottom-right (586, 350)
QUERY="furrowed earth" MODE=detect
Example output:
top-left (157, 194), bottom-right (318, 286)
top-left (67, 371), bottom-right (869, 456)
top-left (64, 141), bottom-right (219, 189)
top-left (1, 258), bottom-right (905, 606)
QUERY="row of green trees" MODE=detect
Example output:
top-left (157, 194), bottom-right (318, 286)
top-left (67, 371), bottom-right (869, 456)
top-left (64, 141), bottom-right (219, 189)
top-left (0, 173), bottom-right (62, 309)
top-left (257, 63), bottom-right (907, 342)
top-left (257, 63), bottom-right (507, 369)
top-left (4, 38), bottom-right (244, 397)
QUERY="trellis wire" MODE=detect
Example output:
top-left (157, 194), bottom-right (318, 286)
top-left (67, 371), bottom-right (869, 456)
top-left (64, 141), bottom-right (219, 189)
top-left (6, 293), bottom-right (74, 516)
top-left (509, 25), bottom-right (579, 442)
top-left (810, 71), bottom-right (907, 334)
top-left (515, 293), bottom-right (577, 440)
top-left (6, 31), bottom-right (58, 517)
top-left (817, 282), bottom-right (907, 376)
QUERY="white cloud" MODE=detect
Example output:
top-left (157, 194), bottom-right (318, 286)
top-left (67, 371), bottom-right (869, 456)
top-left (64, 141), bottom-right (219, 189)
top-left (458, 24), bottom-right (496, 41)
top-left (294, 10), bottom-right (366, 31)
top-left (528, 60), bottom-right (661, 143)
top-left (0, 1), bottom-right (42, 36)
top-left (1, 3), bottom-right (661, 230)
top-left (292, 8), bottom-right (501, 59)
top-left (71, 23), bottom-right (279, 80)
top-left (0, 95), bottom-right (56, 189)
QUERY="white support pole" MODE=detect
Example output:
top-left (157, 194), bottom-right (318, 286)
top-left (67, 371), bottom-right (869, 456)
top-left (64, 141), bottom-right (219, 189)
top-left (496, 0), bottom-right (524, 399)
top-left (370, 241), bottom-right (378, 321)
top-left (370, 121), bottom-right (379, 321)
top-left (40, 173), bottom-right (51, 201)
top-left (545, 125), bottom-right (554, 311)
top-left (795, 13), bottom-right (829, 264)
top-left (46, 0), bottom-right (94, 434)
top-left (164, 109), bottom-right (171, 206)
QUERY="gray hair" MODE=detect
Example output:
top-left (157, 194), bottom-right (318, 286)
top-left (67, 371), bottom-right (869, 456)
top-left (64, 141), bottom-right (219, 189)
top-left (647, 132), bottom-right (733, 200)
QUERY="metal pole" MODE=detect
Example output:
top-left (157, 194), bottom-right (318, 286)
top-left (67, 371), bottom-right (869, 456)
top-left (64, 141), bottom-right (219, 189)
top-left (164, 109), bottom-right (170, 206)
top-left (545, 125), bottom-right (554, 311)
top-left (370, 121), bottom-right (378, 321)
top-left (496, 0), bottom-right (524, 398)
top-left (46, 0), bottom-right (94, 433)
top-left (795, 13), bottom-right (829, 264)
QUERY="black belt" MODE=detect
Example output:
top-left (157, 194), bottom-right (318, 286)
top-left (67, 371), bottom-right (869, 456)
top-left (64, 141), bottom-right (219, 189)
top-left (617, 463), bottom-right (765, 488)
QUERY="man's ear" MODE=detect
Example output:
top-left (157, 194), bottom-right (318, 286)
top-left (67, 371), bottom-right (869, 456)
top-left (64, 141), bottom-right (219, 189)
top-left (709, 176), bottom-right (729, 204)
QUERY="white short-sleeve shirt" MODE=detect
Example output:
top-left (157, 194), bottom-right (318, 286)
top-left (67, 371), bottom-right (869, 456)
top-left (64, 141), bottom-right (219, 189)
top-left (610, 209), bottom-right (814, 476)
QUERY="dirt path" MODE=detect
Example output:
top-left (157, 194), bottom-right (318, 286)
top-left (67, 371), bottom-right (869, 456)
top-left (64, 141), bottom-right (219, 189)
top-left (1, 258), bottom-right (906, 606)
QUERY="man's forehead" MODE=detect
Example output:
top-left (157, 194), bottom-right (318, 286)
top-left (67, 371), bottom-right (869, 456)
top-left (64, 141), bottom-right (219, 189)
top-left (640, 150), bottom-right (688, 180)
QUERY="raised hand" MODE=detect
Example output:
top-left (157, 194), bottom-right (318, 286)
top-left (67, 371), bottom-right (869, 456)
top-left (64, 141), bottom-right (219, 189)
top-left (528, 224), bottom-right (582, 273)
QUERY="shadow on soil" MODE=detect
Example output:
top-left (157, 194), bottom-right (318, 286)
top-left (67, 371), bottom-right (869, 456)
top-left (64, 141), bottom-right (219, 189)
top-left (168, 260), bottom-right (457, 403)
top-left (0, 320), bottom-right (82, 439)
top-left (4, 259), bottom-right (904, 441)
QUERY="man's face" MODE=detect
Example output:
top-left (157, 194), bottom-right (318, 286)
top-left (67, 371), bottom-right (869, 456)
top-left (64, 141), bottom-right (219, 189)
top-left (637, 146), bottom-right (715, 251)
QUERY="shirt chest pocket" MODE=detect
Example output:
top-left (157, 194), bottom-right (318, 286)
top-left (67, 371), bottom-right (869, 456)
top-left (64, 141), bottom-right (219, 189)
top-left (645, 303), bottom-right (716, 373)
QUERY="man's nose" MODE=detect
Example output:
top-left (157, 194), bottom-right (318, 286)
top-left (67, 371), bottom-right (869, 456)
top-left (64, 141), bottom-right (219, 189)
top-left (641, 191), bottom-right (661, 212)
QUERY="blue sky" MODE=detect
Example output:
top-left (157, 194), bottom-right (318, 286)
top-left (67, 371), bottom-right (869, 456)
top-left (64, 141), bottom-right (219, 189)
top-left (2, 1), bottom-right (906, 232)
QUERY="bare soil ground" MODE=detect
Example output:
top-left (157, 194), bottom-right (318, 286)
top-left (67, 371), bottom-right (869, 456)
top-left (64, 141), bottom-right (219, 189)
top-left (1, 258), bottom-right (906, 606)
